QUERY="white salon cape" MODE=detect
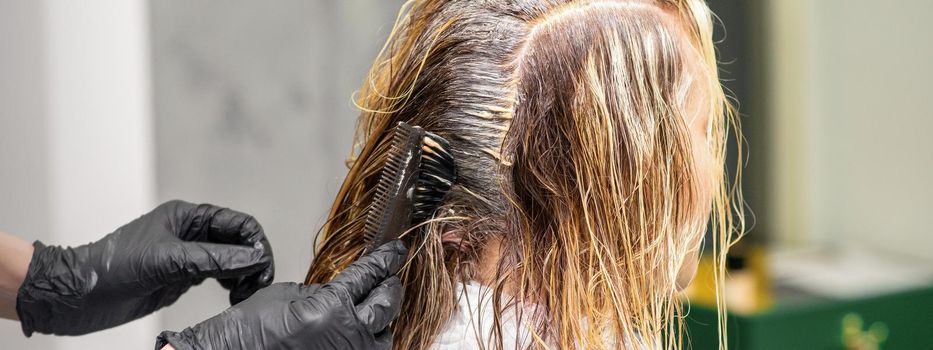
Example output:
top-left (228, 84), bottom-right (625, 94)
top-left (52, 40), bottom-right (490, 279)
top-left (429, 281), bottom-right (651, 350)
top-left (430, 281), bottom-right (542, 349)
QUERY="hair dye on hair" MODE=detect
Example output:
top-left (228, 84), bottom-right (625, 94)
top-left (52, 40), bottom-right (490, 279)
top-left (306, 1), bottom-right (744, 349)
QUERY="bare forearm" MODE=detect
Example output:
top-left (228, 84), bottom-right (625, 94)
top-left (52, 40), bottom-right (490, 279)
top-left (0, 231), bottom-right (34, 320)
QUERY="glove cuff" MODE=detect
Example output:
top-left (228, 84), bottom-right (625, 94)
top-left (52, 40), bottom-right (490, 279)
top-left (155, 329), bottom-right (202, 350)
top-left (16, 241), bottom-right (91, 336)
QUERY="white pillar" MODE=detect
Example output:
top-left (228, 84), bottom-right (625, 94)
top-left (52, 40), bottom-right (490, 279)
top-left (0, 0), bottom-right (158, 349)
top-left (44, 0), bottom-right (157, 349)
top-left (766, 0), bottom-right (820, 248)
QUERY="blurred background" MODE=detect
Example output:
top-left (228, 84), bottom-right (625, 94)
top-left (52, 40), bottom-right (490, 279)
top-left (0, 0), bottom-right (930, 349)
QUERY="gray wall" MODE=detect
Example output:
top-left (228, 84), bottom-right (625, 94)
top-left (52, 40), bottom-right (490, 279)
top-left (150, 0), bottom-right (404, 330)
top-left (0, 1), bottom-right (52, 348)
top-left (0, 2), bottom-right (50, 240)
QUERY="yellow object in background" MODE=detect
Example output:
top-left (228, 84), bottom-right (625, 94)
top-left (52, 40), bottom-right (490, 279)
top-left (684, 244), bottom-right (772, 315)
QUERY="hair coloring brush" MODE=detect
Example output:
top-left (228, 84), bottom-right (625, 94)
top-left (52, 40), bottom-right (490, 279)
top-left (362, 121), bottom-right (457, 253)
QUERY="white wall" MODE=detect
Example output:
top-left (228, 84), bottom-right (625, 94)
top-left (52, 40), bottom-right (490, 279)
top-left (768, 0), bottom-right (933, 260)
top-left (0, 0), bottom-right (157, 349)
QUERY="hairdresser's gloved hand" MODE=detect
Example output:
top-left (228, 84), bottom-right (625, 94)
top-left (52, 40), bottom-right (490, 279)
top-left (16, 200), bottom-right (274, 336)
top-left (155, 241), bottom-right (407, 350)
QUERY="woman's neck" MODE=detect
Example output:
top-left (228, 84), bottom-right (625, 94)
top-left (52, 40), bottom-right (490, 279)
top-left (474, 237), bottom-right (503, 286)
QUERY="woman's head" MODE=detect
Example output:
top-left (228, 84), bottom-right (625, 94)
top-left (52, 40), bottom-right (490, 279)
top-left (306, 0), bottom-right (741, 348)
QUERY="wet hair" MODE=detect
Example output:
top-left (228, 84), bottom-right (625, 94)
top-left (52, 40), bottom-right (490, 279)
top-left (305, 0), bottom-right (743, 349)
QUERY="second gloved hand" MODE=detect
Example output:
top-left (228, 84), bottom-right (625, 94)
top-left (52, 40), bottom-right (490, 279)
top-left (156, 241), bottom-right (407, 350)
top-left (16, 200), bottom-right (274, 336)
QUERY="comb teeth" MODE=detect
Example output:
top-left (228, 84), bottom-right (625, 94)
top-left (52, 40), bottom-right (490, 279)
top-left (362, 122), bottom-right (423, 249)
top-left (362, 122), bottom-right (458, 253)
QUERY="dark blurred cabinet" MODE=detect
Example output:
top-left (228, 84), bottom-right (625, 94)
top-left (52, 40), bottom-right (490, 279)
top-left (684, 286), bottom-right (933, 349)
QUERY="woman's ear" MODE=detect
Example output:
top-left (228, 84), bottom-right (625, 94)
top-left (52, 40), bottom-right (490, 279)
top-left (676, 248), bottom-right (700, 290)
top-left (440, 230), bottom-right (464, 246)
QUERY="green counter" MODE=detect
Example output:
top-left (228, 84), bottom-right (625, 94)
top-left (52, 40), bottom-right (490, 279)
top-left (684, 285), bottom-right (933, 349)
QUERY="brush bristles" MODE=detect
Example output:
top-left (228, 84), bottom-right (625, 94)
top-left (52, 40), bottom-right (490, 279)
top-left (414, 131), bottom-right (457, 222)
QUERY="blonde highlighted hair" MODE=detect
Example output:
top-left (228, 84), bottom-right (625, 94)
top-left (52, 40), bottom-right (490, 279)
top-left (306, 0), bottom-right (743, 349)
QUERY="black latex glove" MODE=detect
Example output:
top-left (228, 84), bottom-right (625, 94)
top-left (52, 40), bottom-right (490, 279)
top-left (16, 200), bottom-right (274, 336)
top-left (155, 240), bottom-right (407, 350)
